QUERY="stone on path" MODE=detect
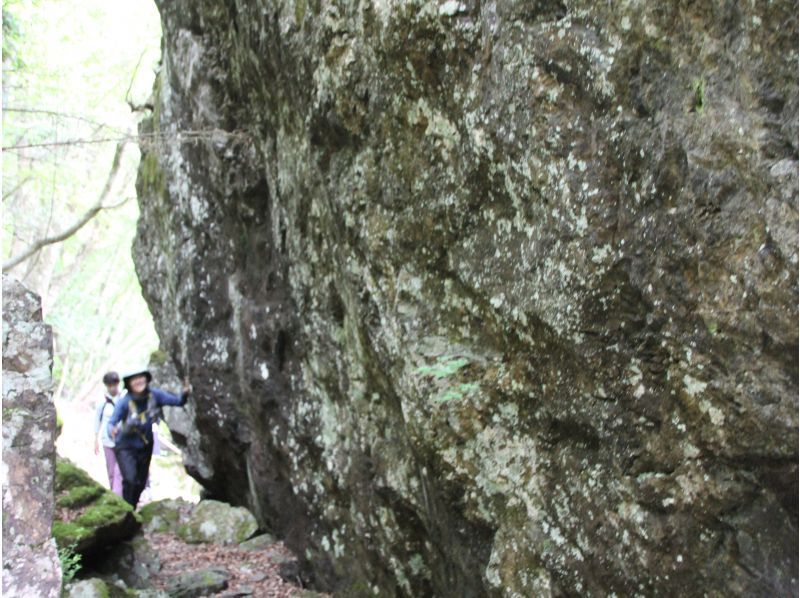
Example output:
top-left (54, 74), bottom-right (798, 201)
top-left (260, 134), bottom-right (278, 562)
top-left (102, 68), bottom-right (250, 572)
top-left (166, 567), bottom-right (230, 597)
top-left (176, 500), bottom-right (258, 545)
top-left (139, 498), bottom-right (193, 534)
top-left (238, 532), bottom-right (277, 551)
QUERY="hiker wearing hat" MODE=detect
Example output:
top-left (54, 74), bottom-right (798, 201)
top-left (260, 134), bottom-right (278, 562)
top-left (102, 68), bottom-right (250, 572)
top-left (93, 371), bottom-right (125, 496)
top-left (107, 368), bottom-right (191, 507)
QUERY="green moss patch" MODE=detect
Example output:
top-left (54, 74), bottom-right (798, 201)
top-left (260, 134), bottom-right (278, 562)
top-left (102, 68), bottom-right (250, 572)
top-left (57, 484), bottom-right (105, 508)
top-left (52, 458), bottom-right (139, 555)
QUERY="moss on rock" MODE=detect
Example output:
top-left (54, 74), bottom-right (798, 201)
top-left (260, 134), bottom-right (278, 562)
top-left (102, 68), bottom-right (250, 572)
top-left (52, 458), bottom-right (140, 557)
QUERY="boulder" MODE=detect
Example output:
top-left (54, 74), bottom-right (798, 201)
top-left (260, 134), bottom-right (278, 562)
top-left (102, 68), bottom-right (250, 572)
top-left (137, 1), bottom-right (798, 595)
top-left (238, 533), bottom-right (277, 552)
top-left (176, 500), bottom-right (258, 545)
top-left (165, 567), bottom-right (230, 598)
top-left (93, 532), bottom-right (161, 589)
top-left (52, 458), bottom-right (140, 558)
top-left (2, 276), bottom-right (61, 597)
top-left (139, 498), bottom-right (193, 534)
top-left (64, 578), bottom-right (109, 598)
top-left (66, 577), bottom-right (170, 598)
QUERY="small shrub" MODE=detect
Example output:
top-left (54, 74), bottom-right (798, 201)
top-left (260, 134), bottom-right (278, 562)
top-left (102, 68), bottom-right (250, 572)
top-left (57, 542), bottom-right (82, 585)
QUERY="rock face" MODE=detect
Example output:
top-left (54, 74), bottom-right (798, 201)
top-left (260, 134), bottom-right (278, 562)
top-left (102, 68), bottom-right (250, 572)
top-left (2, 276), bottom-right (62, 596)
top-left (135, 2), bottom-right (798, 596)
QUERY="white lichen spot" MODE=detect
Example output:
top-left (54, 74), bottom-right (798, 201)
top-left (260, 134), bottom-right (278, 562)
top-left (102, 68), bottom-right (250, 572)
top-left (592, 244), bottom-right (612, 264)
top-left (683, 375), bottom-right (707, 397)
top-left (707, 406), bottom-right (724, 426)
top-left (199, 521), bottom-right (218, 537)
top-left (438, 0), bottom-right (465, 16)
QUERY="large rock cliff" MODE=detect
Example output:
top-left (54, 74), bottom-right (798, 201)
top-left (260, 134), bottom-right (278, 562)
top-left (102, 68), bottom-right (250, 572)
top-left (135, 1), bottom-right (798, 595)
top-left (2, 276), bottom-right (62, 596)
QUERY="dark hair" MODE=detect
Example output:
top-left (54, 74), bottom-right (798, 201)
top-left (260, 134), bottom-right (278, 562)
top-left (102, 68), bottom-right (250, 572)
top-left (102, 372), bottom-right (120, 385)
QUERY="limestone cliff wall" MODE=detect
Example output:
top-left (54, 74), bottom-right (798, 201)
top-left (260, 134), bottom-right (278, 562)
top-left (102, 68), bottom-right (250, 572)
top-left (135, 1), bottom-right (798, 595)
top-left (2, 276), bottom-right (62, 596)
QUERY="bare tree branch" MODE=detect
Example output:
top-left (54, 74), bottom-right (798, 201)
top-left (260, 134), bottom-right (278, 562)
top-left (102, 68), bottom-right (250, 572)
top-left (2, 175), bottom-right (32, 200)
top-left (2, 128), bottom-right (249, 151)
top-left (2, 107), bottom-right (126, 134)
top-left (3, 141), bottom-right (128, 272)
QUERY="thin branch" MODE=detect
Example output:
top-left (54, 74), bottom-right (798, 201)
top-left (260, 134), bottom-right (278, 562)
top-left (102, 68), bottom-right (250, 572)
top-left (3, 141), bottom-right (127, 272)
top-left (125, 50), bottom-right (148, 111)
top-left (2, 107), bottom-right (126, 134)
top-left (2, 175), bottom-right (32, 199)
top-left (2, 128), bottom-right (250, 151)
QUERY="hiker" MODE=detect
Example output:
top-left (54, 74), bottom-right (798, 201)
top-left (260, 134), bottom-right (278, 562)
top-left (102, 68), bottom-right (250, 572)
top-left (93, 371), bottom-right (125, 496)
top-left (107, 368), bottom-right (191, 507)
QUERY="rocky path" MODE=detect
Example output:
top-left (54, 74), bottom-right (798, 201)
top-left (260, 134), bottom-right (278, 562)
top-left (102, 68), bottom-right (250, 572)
top-left (145, 530), bottom-right (319, 597)
top-left (58, 474), bottom-right (329, 598)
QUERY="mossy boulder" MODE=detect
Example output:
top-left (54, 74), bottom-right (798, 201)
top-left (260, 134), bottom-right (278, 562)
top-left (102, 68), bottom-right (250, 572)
top-left (176, 500), bottom-right (257, 545)
top-left (52, 458), bottom-right (140, 558)
top-left (138, 498), bottom-right (192, 534)
top-left (165, 567), bottom-right (230, 597)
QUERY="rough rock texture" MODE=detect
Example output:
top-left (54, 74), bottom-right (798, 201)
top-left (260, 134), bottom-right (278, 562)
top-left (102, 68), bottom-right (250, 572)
top-left (166, 567), bottom-right (230, 598)
top-left (53, 458), bottom-right (141, 560)
top-left (139, 498), bottom-right (194, 534)
top-left (176, 500), bottom-right (259, 545)
top-left (94, 532), bottom-right (162, 589)
top-left (135, 1), bottom-right (798, 596)
top-left (2, 275), bottom-right (62, 597)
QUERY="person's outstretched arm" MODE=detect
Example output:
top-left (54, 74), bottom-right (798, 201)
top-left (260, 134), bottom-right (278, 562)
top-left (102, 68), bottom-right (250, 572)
top-left (151, 382), bottom-right (191, 407)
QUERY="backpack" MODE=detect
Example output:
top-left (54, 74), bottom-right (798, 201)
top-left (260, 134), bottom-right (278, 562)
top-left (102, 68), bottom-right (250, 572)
top-left (121, 394), bottom-right (161, 443)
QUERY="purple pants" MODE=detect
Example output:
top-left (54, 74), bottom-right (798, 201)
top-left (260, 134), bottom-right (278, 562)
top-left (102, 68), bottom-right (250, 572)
top-left (103, 446), bottom-right (123, 496)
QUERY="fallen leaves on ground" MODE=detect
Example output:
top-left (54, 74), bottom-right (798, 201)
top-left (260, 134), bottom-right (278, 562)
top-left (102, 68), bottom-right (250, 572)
top-left (148, 531), bottom-right (326, 597)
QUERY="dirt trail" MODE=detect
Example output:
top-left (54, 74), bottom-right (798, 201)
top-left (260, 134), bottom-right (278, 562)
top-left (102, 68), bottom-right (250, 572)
top-left (146, 530), bottom-right (316, 597)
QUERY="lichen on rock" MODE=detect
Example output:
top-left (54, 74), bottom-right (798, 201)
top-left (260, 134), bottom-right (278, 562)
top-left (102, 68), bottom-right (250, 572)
top-left (135, 1), bottom-right (798, 595)
top-left (2, 275), bottom-right (62, 597)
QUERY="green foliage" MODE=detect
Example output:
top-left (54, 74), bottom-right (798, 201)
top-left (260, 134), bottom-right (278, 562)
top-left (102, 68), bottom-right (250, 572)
top-left (2, 4), bottom-right (24, 70)
top-left (415, 356), bottom-right (479, 405)
top-left (57, 542), bottom-right (82, 585)
top-left (414, 356), bottom-right (469, 379)
top-left (432, 382), bottom-right (479, 405)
